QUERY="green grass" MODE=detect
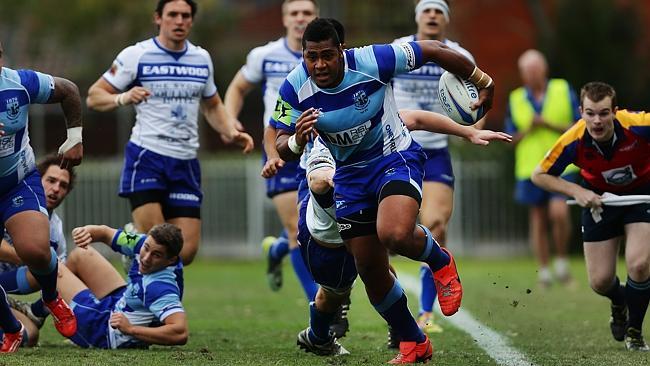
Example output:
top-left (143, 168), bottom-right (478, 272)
top-left (3, 257), bottom-right (648, 365)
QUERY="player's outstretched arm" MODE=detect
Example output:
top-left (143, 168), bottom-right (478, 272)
top-left (200, 94), bottom-right (254, 153)
top-left (47, 77), bottom-right (84, 166)
top-left (110, 312), bottom-right (188, 346)
top-left (399, 109), bottom-right (511, 145)
top-left (86, 78), bottom-right (151, 112)
top-left (531, 166), bottom-right (601, 208)
top-left (261, 125), bottom-right (285, 178)
top-left (224, 71), bottom-right (256, 120)
top-left (71, 225), bottom-right (117, 249)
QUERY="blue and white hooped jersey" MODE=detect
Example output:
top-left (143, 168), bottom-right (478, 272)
top-left (0, 211), bottom-right (67, 272)
top-left (272, 42), bottom-right (425, 166)
top-left (0, 67), bottom-right (53, 187)
top-left (102, 38), bottom-right (218, 160)
top-left (109, 230), bottom-right (184, 349)
top-left (241, 37), bottom-right (302, 128)
top-left (392, 36), bottom-right (474, 150)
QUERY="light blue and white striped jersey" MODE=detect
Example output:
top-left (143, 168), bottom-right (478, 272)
top-left (0, 67), bottom-right (53, 191)
top-left (272, 42), bottom-right (425, 166)
top-left (102, 38), bottom-right (218, 160)
top-left (108, 230), bottom-right (184, 349)
top-left (241, 37), bottom-right (302, 128)
top-left (392, 36), bottom-right (474, 149)
top-left (0, 211), bottom-right (67, 273)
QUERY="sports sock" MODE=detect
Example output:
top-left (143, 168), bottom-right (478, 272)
top-left (308, 301), bottom-right (336, 343)
top-left (29, 248), bottom-right (59, 302)
top-left (419, 264), bottom-right (436, 314)
top-left (601, 276), bottom-right (625, 306)
top-left (417, 224), bottom-right (450, 272)
top-left (0, 269), bottom-right (19, 294)
top-left (373, 279), bottom-right (425, 343)
top-left (0, 287), bottom-right (22, 333)
top-left (625, 276), bottom-right (650, 330)
top-left (290, 247), bottom-right (318, 301)
top-left (31, 298), bottom-right (50, 318)
top-left (269, 230), bottom-right (289, 262)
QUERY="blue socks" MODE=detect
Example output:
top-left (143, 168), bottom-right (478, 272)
top-left (31, 298), bottom-right (49, 318)
top-left (269, 230), bottom-right (290, 262)
top-left (29, 248), bottom-right (59, 302)
top-left (0, 288), bottom-right (22, 334)
top-left (308, 301), bottom-right (336, 343)
top-left (290, 247), bottom-right (318, 301)
top-left (419, 264), bottom-right (436, 314)
top-left (417, 224), bottom-right (450, 272)
top-left (0, 267), bottom-right (37, 294)
top-left (626, 276), bottom-right (650, 330)
top-left (373, 279), bottom-right (425, 343)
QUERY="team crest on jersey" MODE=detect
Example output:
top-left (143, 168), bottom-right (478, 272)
top-left (353, 90), bottom-right (369, 112)
top-left (5, 97), bottom-right (19, 120)
top-left (171, 105), bottom-right (187, 120)
top-left (602, 165), bottom-right (636, 186)
top-left (11, 195), bottom-right (23, 208)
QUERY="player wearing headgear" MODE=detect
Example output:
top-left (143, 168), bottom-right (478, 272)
top-left (86, 0), bottom-right (254, 266)
top-left (532, 81), bottom-right (650, 352)
top-left (0, 40), bottom-right (82, 352)
top-left (224, 0), bottom-right (319, 300)
top-left (391, 0), bottom-right (476, 337)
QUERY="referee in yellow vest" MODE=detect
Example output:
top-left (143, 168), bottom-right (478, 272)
top-left (505, 49), bottom-right (580, 287)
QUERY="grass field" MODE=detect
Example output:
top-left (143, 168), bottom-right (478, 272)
top-left (3, 256), bottom-right (648, 365)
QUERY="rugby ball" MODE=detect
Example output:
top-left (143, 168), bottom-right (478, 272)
top-left (437, 71), bottom-right (485, 126)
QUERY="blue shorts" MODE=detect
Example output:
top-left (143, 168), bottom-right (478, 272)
top-left (422, 148), bottom-right (454, 188)
top-left (69, 287), bottom-right (125, 349)
top-left (263, 153), bottom-right (301, 198)
top-left (0, 170), bottom-right (48, 230)
top-left (515, 173), bottom-right (577, 206)
top-left (119, 142), bottom-right (202, 209)
top-left (582, 189), bottom-right (650, 241)
top-left (297, 198), bottom-right (357, 292)
top-left (297, 175), bottom-right (310, 204)
top-left (333, 142), bottom-right (426, 220)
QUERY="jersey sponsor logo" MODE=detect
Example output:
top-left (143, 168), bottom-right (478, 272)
top-left (5, 96), bottom-right (20, 120)
top-left (272, 98), bottom-right (293, 126)
top-left (11, 195), bottom-right (23, 208)
top-left (399, 43), bottom-right (416, 70)
top-left (337, 223), bottom-right (352, 232)
top-left (353, 90), bottom-right (370, 112)
top-left (322, 121), bottom-right (372, 147)
top-left (263, 60), bottom-right (297, 75)
top-left (141, 64), bottom-right (209, 78)
top-left (601, 164), bottom-right (636, 186)
top-left (403, 63), bottom-right (444, 77)
top-left (0, 135), bottom-right (15, 157)
top-left (169, 192), bottom-right (200, 202)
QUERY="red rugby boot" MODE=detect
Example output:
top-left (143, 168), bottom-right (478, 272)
top-left (388, 334), bottom-right (433, 364)
top-left (44, 294), bottom-right (77, 337)
top-left (432, 247), bottom-right (463, 316)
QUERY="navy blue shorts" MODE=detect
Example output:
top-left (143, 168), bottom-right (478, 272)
top-left (297, 197), bottom-right (357, 292)
top-left (0, 170), bottom-right (48, 229)
top-left (297, 175), bottom-right (309, 204)
top-left (422, 148), bottom-right (454, 188)
top-left (69, 287), bottom-right (125, 349)
top-left (515, 173), bottom-right (577, 206)
top-left (119, 142), bottom-right (202, 209)
top-left (582, 202), bottom-right (650, 242)
top-left (333, 142), bottom-right (425, 221)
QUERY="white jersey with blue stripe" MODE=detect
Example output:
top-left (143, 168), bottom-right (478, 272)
top-left (102, 38), bottom-right (218, 160)
top-left (1, 211), bottom-right (67, 272)
top-left (0, 67), bottom-right (53, 186)
top-left (392, 36), bottom-right (474, 149)
top-left (109, 230), bottom-right (184, 348)
top-left (273, 42), bottom-right (425, 166)
top-left (241, 37), bottom-right (302, 128)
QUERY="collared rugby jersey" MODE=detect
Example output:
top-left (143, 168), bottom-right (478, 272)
top-left (392, 36), bottom-right (474, 150)
top-left (102, 38), bottom-right (217, 160)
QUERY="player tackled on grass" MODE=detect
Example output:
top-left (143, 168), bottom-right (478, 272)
top-left (86, 0), bottom-right (253, 266)
top-left (0, 41), bottom-right (81, 353)
top-left (272, 18), bottom-right (495, 359)
top-left (58, 223), bottom-right (186, 349)
top-left (532, 82), bottom-right (650, 352)
top-left (295, 112), bottom-right (509, 358)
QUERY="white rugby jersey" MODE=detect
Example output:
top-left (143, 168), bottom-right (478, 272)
top-left (240, 37), bottom-right (302, 128)
top-left (392, 36), bottom-right (474, 149)
top-left (102, 38), bottom-right (218, 159)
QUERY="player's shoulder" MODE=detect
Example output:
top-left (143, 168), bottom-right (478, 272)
top-left (49, 211), bottom-right (62, 226)
top-left (285, 62), bottom-right (309, 88)
top-left (558, 120), bottom-right (587, 144)
top-left (248, 37), bottom-right (286, 57)
top-left (616, 109), bottom-right (649, 127)
top-left (116, 38), bottom-right (154, 61)
top-left (0, 66), bottom-right (20, 83)
top-left (185, 40), bottom-right (212, 60)
top-left (144, 267), bottom-right (179, 287)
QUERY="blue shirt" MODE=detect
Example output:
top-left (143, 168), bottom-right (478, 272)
top-left (271, 42), bottom-right (425, 166)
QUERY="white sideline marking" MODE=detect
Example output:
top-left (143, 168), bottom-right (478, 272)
top-left (399, 274), bottom-right (538, 366)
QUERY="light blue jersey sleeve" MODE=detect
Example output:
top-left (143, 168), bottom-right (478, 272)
top-left (110, 229), bottom-right (146, 257)
top-left (269, 66), bottom-right (307, 134)
top-left (352, 42), bottom-right (424, 84)
top-left (144, 273), bottom-right (184, 321)
top-left (16, 69), bottom-right (54, 104)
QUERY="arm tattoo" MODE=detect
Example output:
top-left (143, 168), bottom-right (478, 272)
top-left (48, 77), bottom-right (83, 128)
